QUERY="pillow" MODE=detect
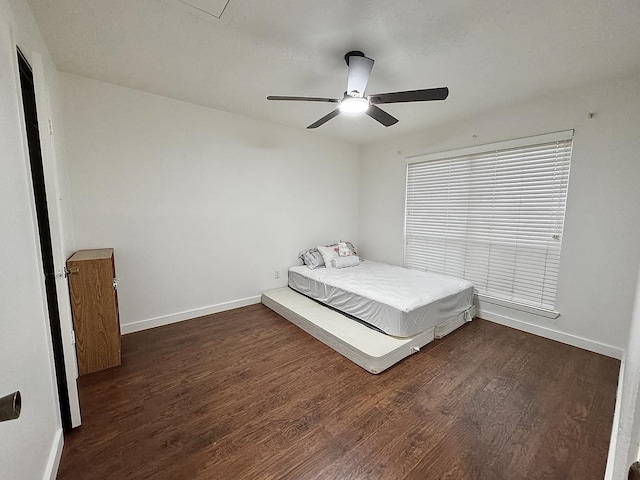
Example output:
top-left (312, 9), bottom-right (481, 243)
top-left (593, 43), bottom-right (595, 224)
top-left (317, 245), bottom-right (340, 268)
top-left (331, 255), bottom-right (360, 269)
top-left (337, 241), bottom-right (356, 257)
top-left (298, 248), bottom-right (324, 269)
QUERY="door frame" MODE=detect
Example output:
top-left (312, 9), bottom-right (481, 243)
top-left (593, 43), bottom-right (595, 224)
top-left (13, 43), bottom-right (81, 427)
top-left (605, 262), bottom-right (640, 478)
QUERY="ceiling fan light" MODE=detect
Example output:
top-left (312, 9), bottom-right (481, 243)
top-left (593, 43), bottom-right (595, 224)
top-left (339, 96), bottom-right (370, 115)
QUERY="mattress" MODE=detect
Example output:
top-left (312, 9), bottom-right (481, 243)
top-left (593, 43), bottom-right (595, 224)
top-left (288, 260), bottom-right (474, 337)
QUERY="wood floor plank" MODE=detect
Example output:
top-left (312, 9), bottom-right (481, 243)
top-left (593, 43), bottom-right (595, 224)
top-left (57, 304), bottom-right (620, 480)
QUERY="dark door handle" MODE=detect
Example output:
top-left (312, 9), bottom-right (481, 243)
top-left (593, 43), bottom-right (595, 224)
top-left (0, 391), bottom-right (21, 422)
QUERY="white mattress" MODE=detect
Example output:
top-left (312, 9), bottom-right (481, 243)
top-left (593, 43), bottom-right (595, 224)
top-left (289, 260), bottom-right (474, 337)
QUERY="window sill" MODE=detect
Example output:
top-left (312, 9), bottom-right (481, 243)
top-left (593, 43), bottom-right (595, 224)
top-left (475, 294), bottom-right (560, 319)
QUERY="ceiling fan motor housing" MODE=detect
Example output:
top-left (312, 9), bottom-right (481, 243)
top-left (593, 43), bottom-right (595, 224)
top-left (344, 50), bottom-right (365, 66)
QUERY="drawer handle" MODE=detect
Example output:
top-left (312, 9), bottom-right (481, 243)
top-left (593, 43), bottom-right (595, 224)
top-left (65, 267), bottom-right (79, 277)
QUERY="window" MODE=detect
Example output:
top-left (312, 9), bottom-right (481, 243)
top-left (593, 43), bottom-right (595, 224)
top-left (404, 131), bottom-right (572, 315)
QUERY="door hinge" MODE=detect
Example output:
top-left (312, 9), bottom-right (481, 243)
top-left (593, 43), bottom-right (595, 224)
top-left (48, 118), bottom-right (53, 136)
top-left (70, 330), bottom-right (76, 345)
top-left (113, 278), bottom-right (118, 290)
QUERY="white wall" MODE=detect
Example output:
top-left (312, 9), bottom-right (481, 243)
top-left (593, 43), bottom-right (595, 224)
top-left (60, 73), bottom-right (360, 332)
top-left (359, 73), bottom-right (640, 357)
top-left (0, 0), bottom-right (71, 478)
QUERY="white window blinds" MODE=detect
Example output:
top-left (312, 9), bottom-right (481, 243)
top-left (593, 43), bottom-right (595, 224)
top-left (405, 132), bottom-right (572, 313)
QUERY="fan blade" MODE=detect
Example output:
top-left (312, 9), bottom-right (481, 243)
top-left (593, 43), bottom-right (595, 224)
top-left (307, 108), bottom-right (341, 129)
top-left (366, 105), bottom-right (398, 127)
top-left (267, 96), bottom-right (340, 103)
top-left (369, 87), bottom-right (449, 104)
top-left (346, 55), bottom-right (374, 98)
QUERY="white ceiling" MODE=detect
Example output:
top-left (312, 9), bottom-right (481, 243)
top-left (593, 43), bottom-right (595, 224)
top-left (27, 0), bottom-right (640, 145)
top-left (175, 0), bottom-right (231, 19)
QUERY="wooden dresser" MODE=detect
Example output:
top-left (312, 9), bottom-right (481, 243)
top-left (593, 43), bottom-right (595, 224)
top-left (67, 248), bottom-right (121, 375)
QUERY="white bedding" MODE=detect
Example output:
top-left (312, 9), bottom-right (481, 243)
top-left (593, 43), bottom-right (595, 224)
top-left (288, 260), bottom-right (474, 337)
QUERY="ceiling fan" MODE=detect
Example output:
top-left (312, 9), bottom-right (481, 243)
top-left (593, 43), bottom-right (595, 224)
top-left (267, 51), bottom-right (449, 129)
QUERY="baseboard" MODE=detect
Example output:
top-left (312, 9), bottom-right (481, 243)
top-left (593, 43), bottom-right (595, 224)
top-left (44, 427), bottom-right (63, 480)
top-left (478, 309), bottom-right (623, 359)
top-left (121, 295), bottom-right (262, 334)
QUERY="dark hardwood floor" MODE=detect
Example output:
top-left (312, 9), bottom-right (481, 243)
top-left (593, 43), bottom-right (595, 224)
top-left (58, 304), bottom-right (620, 480)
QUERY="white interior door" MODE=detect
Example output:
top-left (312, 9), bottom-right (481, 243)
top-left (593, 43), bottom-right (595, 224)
top-left (1, 19), bottom-right (71, 479)
top-left (29, 52), bottom-right (82, 428)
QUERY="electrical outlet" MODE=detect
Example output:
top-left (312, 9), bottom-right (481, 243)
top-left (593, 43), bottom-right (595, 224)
top-left (274, 269), bottom-right (280, 279)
